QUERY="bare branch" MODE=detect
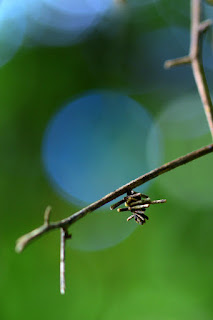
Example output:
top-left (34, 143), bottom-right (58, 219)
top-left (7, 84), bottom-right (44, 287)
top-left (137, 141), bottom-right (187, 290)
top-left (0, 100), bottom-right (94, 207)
top-left (15, 143), bottom-right (213, 253)
top-left (165, 0), bottom-right (213, 139)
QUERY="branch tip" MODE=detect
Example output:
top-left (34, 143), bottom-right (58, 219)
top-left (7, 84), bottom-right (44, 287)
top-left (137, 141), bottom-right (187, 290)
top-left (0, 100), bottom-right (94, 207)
top-left (15, 236), bottom-right (26, 253)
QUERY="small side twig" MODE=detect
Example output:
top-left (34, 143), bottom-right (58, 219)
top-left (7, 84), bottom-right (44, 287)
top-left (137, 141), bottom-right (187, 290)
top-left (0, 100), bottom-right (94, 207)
top-left (60, 228), bottom-right (71, 295)
top-left (44, 206), bottom-right (51, 225)
top-left (165, 0), bottom-right (213, 139)
top-left (60, 228), bottom-right (66, 295)
top-left (199, 19), bottom-right (212, 33)
top-left (165, 56), bottom-right (191, 68)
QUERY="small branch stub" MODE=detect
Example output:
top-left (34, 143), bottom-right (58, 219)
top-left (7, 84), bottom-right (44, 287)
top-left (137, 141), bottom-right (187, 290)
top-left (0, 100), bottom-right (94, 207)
top-left (198, 19), bottom-right (212, 33)
top-left (164, 56), bottom-right (191, 69)
top-left (44, 206), bottom-right (52, 225)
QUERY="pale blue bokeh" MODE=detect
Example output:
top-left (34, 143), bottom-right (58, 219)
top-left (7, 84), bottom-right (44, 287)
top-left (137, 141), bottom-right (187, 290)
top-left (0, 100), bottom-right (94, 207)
top-left (0, 0), bottom-right (26, 67)
top-left (42, 90), bottom-right (162, 204)
top-left (23, 0), bottom-right (114, 46)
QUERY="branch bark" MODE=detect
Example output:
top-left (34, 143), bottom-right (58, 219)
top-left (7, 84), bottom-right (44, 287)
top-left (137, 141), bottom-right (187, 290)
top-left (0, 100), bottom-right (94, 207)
top-left (165, 0), bottom-right (213, 139)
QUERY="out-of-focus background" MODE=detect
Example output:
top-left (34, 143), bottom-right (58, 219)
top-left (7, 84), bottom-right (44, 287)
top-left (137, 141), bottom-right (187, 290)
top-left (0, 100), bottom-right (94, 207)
top-left (1, 0), bottom-right (213, 319)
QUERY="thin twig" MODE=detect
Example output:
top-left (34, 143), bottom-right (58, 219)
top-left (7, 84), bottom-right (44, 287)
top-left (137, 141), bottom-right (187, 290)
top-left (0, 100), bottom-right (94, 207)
top-left (60, 229), bottom-right (66, 294)
top-left (60, 228), bottom-right (71, 294)
top-left (164, 56), bottom-right (191, 68)
top-left (165, 0), bottom-right (213, 139)
top-left (15, 143), bottom-right (213, 253)
top-left (60, 228), bottom-right (66, 295)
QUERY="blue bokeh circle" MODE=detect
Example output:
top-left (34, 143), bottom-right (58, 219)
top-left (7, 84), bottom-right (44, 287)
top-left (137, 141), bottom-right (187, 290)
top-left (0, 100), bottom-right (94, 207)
top-left (42, 91), bottom-right (162, 205)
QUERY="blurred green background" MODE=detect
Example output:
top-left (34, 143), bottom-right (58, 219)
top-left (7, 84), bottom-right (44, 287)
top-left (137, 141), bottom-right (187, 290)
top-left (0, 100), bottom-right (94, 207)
top-left (1, 1), bottom-right (213, 319)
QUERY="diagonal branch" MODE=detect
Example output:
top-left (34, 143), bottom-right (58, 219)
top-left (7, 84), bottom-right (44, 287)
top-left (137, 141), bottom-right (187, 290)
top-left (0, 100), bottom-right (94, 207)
top-left (165, 0), bottom-right (213, 139)
top-left (16, 143), bottom-right (213, 253)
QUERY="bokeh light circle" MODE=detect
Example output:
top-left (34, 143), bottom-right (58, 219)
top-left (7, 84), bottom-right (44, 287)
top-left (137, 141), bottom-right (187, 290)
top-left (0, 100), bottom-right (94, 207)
top-left (148, 93), bottom-right (213, 208)
top-left (24, 0), bottom-right (114, 46)
top-left (42, 90), bottom-right (162, 251)
top-left (0, 0), bottom-right (26, 67)
top-left (42, 91), bottom-right (162, 204)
